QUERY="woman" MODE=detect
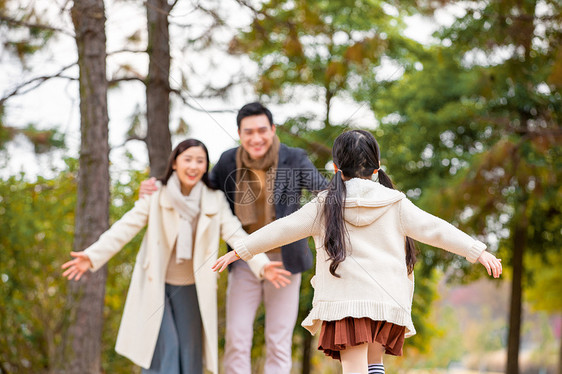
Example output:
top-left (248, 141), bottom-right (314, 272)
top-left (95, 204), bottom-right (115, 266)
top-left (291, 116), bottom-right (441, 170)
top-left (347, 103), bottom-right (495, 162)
top-left (62, 139), bottom-right (291, 374)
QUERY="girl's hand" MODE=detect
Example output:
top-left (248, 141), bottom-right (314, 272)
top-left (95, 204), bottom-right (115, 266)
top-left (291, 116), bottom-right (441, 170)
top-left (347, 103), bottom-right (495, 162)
top-left (262, 261), bottom-right (292, 289)
top-left (61, 251), bottom-right (93, 281)
top-left (212, 251), bottom-right (240, 272)
top-left (477, 250), bottom-right (502, 278)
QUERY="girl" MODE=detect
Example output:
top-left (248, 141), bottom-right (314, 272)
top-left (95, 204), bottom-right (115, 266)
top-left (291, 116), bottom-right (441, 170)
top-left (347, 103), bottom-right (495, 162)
top-left (213, 130), bottom-right (502, 374)
top-left (62, 139), bottom-right (291, 374)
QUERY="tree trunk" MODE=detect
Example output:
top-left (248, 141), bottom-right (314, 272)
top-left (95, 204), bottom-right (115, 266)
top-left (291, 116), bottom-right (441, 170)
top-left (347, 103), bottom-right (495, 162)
top-left (146, 0), bottom-right (172, 177)
top-left (325, 87), bottom-right (333, 128)
top-left (64, 1), bottom-right (110, 373)
top-left (301, 332), bottom-right (312, 374)
top-left (506, 203), bottom-right (528, 374)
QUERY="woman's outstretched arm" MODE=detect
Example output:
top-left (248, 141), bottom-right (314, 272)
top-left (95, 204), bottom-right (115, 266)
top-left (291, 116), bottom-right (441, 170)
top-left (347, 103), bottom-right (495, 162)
top-left (62, 195), bottom-right (151, 280)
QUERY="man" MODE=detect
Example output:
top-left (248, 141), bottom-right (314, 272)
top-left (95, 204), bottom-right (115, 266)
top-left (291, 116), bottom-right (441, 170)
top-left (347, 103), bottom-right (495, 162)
top-left (210, 102), bottom-right (327, 373)
top-left (141, 102), bottom-right (327, 373)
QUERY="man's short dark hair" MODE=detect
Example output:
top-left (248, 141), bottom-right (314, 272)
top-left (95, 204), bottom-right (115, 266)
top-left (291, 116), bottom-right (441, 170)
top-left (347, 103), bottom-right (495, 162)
top-left (236, 102), bottom-right (274, 129)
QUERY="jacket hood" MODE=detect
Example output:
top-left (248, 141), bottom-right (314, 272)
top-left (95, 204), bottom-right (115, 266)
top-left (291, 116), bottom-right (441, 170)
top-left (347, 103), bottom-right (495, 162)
top-left (342, 178), bottom-right (405, 226)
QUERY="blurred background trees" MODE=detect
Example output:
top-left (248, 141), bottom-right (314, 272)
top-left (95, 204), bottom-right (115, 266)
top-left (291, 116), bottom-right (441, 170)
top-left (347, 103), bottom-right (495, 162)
top-left (358, 1), bottom-right (561, 371)
top-left (1, 0), bottom-right (560, 373)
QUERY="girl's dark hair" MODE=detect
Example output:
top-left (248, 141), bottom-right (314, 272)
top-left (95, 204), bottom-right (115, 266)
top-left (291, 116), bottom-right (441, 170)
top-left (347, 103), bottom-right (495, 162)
top-left (323, 130), bottom-right (417, 277)
top-left (159, 138), bottom-right (216, 190)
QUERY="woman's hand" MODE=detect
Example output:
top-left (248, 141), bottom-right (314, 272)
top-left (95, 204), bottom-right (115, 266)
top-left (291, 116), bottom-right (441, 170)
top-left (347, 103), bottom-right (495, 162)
top-left (212, 251), bottom-right (240, 272)
top-left (477, 250), bottom-right (502, 278)
top-left (262, 261), bottom-right (292, 289)
top-left (139, 177), bottom-right (158, 199)
top-left (61, 251), bottom-right (93, 281)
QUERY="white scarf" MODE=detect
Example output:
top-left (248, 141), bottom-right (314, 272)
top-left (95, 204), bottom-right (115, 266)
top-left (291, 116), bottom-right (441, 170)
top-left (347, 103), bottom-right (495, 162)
top-left (166, 172), bottom-right (203, 263)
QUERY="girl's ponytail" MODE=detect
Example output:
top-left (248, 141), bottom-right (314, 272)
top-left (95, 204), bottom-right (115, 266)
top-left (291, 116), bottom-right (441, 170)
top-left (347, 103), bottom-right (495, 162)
top-left (378, 169), bottom-right (417, 274)
top-left (323, 169), bottom-right (348, 277)
top-left (377, 169), bottom-right (394, 189)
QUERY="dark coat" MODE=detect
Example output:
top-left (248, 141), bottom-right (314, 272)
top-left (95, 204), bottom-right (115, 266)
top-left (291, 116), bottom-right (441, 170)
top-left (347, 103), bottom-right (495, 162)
top-left (209, 143), bottom-right (329, 273)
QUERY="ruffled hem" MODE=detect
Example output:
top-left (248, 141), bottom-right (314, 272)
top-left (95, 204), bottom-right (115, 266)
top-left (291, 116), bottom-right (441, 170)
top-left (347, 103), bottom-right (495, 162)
top-left (301, 300), bottom-right (416, 338)
top-left (318, 318), bottom-right (406, 360)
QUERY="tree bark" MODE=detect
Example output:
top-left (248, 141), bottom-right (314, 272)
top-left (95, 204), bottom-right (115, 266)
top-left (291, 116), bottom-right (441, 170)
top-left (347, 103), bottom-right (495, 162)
top-left (301, 332), bottom-right (312, 374)
top-left (64, 1), bottom-right (110, 372)
top-left (146, 0), bottom-right (172, 177)
top-left (506, 202), bottom-right (528, 374)
top-left (325, 86), bottom-right (333, 128)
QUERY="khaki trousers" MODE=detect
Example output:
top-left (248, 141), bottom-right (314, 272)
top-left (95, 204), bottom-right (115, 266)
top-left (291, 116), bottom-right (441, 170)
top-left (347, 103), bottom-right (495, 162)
top-left (224, 254), bottom-right (301, 374)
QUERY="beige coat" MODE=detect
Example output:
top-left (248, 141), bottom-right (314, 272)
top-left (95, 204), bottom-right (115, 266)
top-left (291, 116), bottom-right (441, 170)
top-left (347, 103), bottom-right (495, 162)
top-left (84, 184), bottom-right (270, 373)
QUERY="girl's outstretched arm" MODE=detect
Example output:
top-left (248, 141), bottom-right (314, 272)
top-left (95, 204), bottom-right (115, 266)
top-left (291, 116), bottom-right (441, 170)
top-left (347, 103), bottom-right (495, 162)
top-left (211, 252), bottom-right (295, 284)
top-left (212, 195), bottom-right (323, 272)
top-left (400, 198), bottom-right (502, 277)
top-left (210, 191), bottom-right (292, 286)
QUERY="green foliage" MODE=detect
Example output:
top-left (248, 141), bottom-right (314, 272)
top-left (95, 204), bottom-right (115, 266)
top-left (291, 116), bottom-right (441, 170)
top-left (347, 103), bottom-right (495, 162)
top-left (526, 251), bottom-right (562, 313)
top-left (100, 168), bottom-right (148, 373)
top-left (464, 308), bottom-right (505, 353)
top-left (0, 160), bottom-right (77, 372)
top-left (408, 262), bottom-right (441, 352)
top-left (355, 0), bottom-right (562, 279)
top-left (0, 1), bottom-right (67, 156)
top-left (413, 305), bottom-right (464, 369)
top-left (527, 313), bottom-right (559, 369)
top-left (277, 116), bottom-right (342, 168)
top-left (0, 107), bottom-right (14, 150)
top-left (0, 161), bottom-right (148, 373)
top-left (0, 125), bottom-right (16, 151)
top-left (232, 0), bottom-right (423, 127)
top-left (349, 3), bottom-right (561, 370)
top-left (0, 122), bottom-right (66, 153)
top-left (21, 124), bottom-right (66, 153)
top-left (0, 0), bottom-right (56, 65)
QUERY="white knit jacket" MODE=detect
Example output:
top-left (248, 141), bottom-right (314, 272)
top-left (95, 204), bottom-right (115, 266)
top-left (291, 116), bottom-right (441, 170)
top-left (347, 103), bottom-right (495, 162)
top-left (234, 178), bottom-right (486, 337)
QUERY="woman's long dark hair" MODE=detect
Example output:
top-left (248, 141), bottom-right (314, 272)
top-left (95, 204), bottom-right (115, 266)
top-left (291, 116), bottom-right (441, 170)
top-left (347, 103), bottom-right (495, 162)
top-left (323, 130), bottom-right (417, 277)
top-left (159, 138), bottom-right (216, 190)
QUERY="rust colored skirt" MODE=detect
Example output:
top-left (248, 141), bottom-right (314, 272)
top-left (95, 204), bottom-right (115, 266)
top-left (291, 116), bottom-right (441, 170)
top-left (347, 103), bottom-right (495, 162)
top-left (317, 317), bottom-right (406, 360)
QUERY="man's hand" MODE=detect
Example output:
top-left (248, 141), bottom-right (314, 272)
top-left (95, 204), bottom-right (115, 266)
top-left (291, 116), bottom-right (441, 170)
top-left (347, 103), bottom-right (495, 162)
top-left (139, 177), bottom-right (159, 199)
top-left (477, 250), bottom-right (502, 278)
top-left (262, 261), bottom-right (292, 289)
